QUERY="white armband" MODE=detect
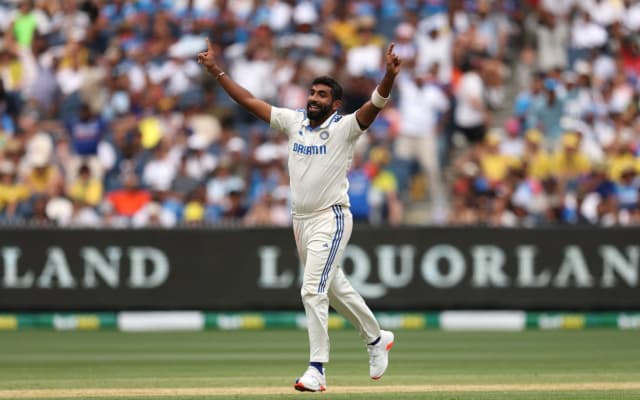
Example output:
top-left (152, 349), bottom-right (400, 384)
top-left (371, 87), bottom-right (390, 108)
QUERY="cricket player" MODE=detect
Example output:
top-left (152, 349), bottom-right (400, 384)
top-left (198, 38), bottom-right (400, 392)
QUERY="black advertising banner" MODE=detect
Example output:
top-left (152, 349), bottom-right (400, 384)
top-left (0, 227), bottom-right (638, 311)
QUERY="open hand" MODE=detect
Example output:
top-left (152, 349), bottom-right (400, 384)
top-left (197, 38), bottom-right (221, 75)
top-left (385, 43), bottom-right (401, 77)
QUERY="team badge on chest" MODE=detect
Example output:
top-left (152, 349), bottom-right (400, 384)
top-left (319, 131), bottom-right (330, 140)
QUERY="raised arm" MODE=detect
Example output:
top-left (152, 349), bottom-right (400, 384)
top-left (197, 39), bottom-right (272, 123)
top-left (355, 43), bottom-right (401, 130)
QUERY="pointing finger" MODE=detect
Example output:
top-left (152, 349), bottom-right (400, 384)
top-left (387, 42), bottom-right (395, 55)
top-left (206, 38), bottom-right (213, 52)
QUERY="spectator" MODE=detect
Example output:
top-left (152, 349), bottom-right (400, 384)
top-left (67, 163), bottom-right (103, 206)
top-left (23, 148), bottom-right (62, 197)
top-left (529, 78), bottom-right (566, 142)
top-left (45, 181), bottom-right (74, 226)
top-left (392, 22), bottom-right (417, 63)
top-left (478, 131), bottom-right (516, 188)
top-left (448, 161), bottom-right (482, 225)
top-left (170, 154), bottom-right (200, 202)
top-left (366, 146), bottom-right (403, 226)
top-left (326, 2), bottom-right (357, 50)
top-left (624, 0), bottom-right (640, 32)
top-left (142, 140), bottom-right (178, 192)
top-left (586, 0), bottom-right (624, 28)
top-left (615, 164), bottom-right (640, 224)
top-left (522, 128), bottom-right (552, 180)
top-left (185, 133), bottom-right (217, 181)
top-left (270, 184), bottom-right (291, 226)
top-left (149, 45), bottom-right (201, 97)
top-left (345, 17), bottom-right (384, 78)
top-left (27, 194), bottom-right (52, 225)
top-left (550, 132), bottom-right (591, 183)
top-left (105, 173), bottom-right (151, 219)
top-left (0, 0), bottom-right (638, 228)
top-left (221, 189), bottom-right (248, 223)
top-left (65, 103), bottom-right (105, 179)
top-left (132, 201), bottom-right (177, 228)
top-left (69, 197), bottom-right (102, 227)
top-left (570, 11), bottom-right (608, 63)
top-left (23, 36), bottom-right (60, 117)
top-left (0, 160), bottom-right (28, 220)
top-left (206, 158), bottom-right (245, 208)
top-left (500, 118), bottom-right (525, 158)
top-left (416, 13), bottom-right (452, 83)
top-left (59, 0), bottom-right (91, 44)
top-left (535, 11), bottom-right (569, 72)
top-left (244, 192), bottom-right (276, 226)
top-left (183, 184), bottom-right (208, 225)
top-left (10, 1), bottom-right (38, 47)
top-left (608, 141), bottom-right (637, 183)
top-left (454, 56), bottom-right (488, 144)
top-left (348, 152), bottom-right (372, 224)
top-left (394, 66), bottom-right (450, 222)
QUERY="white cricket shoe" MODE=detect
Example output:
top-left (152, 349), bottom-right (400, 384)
top-left (368, 330), bottom-right (394, 380)
top-left (294, 366), bottom-right (326, 392)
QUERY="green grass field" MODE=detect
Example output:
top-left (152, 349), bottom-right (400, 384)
top-left (0, 329), bottom-right (639, 399)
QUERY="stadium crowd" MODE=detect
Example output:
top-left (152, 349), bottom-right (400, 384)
top-left (0, 0), bottom-right (639, 227)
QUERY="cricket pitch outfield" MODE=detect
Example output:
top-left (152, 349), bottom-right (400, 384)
top-left (1, 330), bottom-right (639, 399)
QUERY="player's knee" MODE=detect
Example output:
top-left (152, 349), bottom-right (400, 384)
top-left (300, 285), bottom-right (314, 299)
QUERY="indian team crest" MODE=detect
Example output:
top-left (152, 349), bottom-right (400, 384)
top-left (319, 130), bottom-right (330, 140)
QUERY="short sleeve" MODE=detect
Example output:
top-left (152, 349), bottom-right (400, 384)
top-left (342, 113), bottom-right (366, 142)
top-left (270, 107), bottom-right (301, 136)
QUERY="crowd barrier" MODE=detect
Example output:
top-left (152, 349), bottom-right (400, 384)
top-left (1, 227), bottom-right (639, 310)
top-left (2, 311), bottom-right (639, 331)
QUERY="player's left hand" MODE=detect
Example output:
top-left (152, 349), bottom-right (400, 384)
top-left (385, 43), bottom-right (401, 77)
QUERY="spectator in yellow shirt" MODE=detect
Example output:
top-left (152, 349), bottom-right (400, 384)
top-left (550, 132), bottom-right (591, 181)
top-left (67, 164), bottom-right (103, 207)
top-left (366, 146), bottom-right (403, 225)
top-left (522, 128), bottom-right (552, 180)
top-left (479, 131), bottom-right (516, 186)
top-left (23, 153), bottom-right (62, 196)
top-left (0, 47), bottom-right (24, 92)
top-left (607, 141), bottom-right (637, 183)
top-left (0, 161), bottom-right (29, 218)
top-left (326, 5), bottom-right (358, 49)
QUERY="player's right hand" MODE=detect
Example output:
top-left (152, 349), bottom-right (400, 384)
top-left (197, 38), bottom-right (221, 75)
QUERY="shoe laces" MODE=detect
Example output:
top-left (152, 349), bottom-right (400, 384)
top-left (304, 366), bottom-right (324, 379)
top-left (367, 343), bottom-right (384, 365)
top-left (305, 366), bottom-right (319, 375)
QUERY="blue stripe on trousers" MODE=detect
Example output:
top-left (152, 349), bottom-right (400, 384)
top-left (318, 205), bottom-right (344, 293)
top-left (323, 205), bottom-right (344, 291)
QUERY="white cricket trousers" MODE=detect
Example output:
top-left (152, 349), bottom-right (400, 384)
top-left (293, 205), bottom-right (381, 363)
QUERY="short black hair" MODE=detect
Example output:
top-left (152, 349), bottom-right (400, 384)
top-left (311, 76), bottom-right (343, 101)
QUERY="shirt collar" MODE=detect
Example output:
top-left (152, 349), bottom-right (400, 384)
top-left (303, 111), bottom-right (339, 131)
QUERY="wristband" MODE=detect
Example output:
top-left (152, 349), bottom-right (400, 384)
top-left (215, 71), bottom-right (225, 80)
top-left (371, 87), bottom-right (389, 108)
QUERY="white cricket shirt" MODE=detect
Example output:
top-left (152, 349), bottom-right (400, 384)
top-left (270, 107), bottom-right (364, 215)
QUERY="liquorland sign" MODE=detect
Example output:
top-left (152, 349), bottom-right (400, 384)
top-left (0, 227), bottom-right (638, 310)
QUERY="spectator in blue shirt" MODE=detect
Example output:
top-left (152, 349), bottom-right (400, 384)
top-left (66, 103), bottom-right (104, 157)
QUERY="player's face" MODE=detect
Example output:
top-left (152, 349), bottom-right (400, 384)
top-left (306, 84), bottom-right (337, 121)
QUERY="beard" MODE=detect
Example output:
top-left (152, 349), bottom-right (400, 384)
top-left (306, 101), bottom-right (333, 121)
